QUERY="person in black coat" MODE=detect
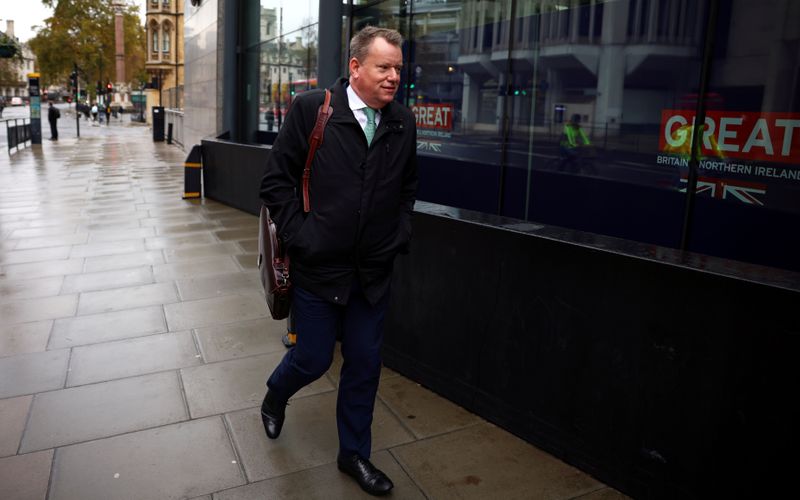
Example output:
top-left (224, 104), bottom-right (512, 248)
top-left (259, 26), bottom-right (417, 497)
top-left (47, 102), bottom-right (60, 140)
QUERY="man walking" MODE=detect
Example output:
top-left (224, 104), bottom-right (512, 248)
top-left (47, 102), bottom-right (60, 140)
top-left (259, 26), bottom-right (417, 496)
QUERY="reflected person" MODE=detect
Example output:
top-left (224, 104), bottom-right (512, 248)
top-left (259, 26), bottom-right (418, 496)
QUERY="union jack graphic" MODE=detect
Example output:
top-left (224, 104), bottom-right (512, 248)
top-left (417, 140), bottom-right (442, 153)
top-left (679, 176), bottom-right (766, 206)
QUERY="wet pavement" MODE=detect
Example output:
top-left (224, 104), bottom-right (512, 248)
top-left (0, 118), bottom-right (628, 499)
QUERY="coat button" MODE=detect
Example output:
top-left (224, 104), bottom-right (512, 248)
top-left (334, 296), bottom-right (339, 301)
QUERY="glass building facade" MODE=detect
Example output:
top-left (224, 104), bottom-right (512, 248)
top-left (240, 0), bottom-right (800, 273)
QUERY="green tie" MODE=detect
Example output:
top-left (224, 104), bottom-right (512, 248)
top-left (363, 107), bottom-right (377, 145)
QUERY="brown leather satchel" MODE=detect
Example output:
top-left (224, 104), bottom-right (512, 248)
top-left (259, 90), bottom-right (332, 320)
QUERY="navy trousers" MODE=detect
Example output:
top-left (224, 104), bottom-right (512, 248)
top-left (266, 281), bottom-right (389, 459)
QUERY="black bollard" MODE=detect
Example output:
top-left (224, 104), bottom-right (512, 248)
top-left (167, 123), bottom-right (173, 145)
top-left (183, 144), bottom-right (202, 199)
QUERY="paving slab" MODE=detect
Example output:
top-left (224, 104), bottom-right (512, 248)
top-left (87, 227), bottom-right (156, 243)
top-left (163, 242), bottom-right (242, 262)
top-left (237, 239), bottom-right (259, 253)
top-left (148, 206), bottom-right (206, 217)
top-left (80, 219), bottom-right (144, 231)
top-left (0, 450), bottom-right (53, 500)
top-left (67, 330), bottom-right (202, 386)
top-left (181, 352), bottom-right (335, 418)
top-left (377, 376), bottom-right (482, 439)
top-left (12, 232), bottom-right (89, 250)
top-left (0, 321), bottom-right (53, 358)
top-left (49, 305), bottom-right (167, 348)
top-left (83, 249), bottom-right (165, 273)
top-left (20, 371), bottom-right (188, 453)
top-left (153, 221), bottom-right (222, 236)
top-left (214, 228), bottom-right (257, 241)
top-left (1, 294), bottom-right (78, 325)
top-left (194, 317), bottom-right (287, 363)
top-left (0, 258), bottom-right (85, 280)
top-left (60, 265), bottom-right (154, 294)
top-left (213, 450), bottom-right (425, 500)
top-left (145, 232), bottom-right (219, 250)
top-left (0, 395), bottom-right (32, 457)
top-left (153, 255), bottom-right (241, 282)
top-left (9, 224), bottom-right (79, 239)
top-left (164, 292), bottom-right (269, 331)
top-left (140, 214), bottom-right (206, 227)
top-left (225, 392), bottom-right (414, 482)
top-left (234, 254), bottom-right (259, 270)
top-left (69, 239), bottom-right (147, 259)
top-left (0, 349), bottom-right (69, 398)
top-left (0, 245), bottom-right (72, 265)
top-left (49, 417), bottom-right (245, 500)
top-left (0, 275), bottom-right (64, 301)
top-left (392, 423), bottom-right (603, 500)
top-left (209, 216), bottom-right (258, 229)
top-left (176, 271), bottom-right (262, 301)
top-left (77, 282), bottom-right (178, 315)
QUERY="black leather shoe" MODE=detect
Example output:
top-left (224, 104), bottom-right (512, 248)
top-left (337, 454), bottom-right (394, 496)
top-left (260, 390), bottom-right (286, 439)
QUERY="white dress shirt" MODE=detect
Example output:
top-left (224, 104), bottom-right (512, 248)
top-left (346, 83), bottom-right (382, 133)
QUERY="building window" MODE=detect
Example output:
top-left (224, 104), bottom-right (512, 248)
top-left (152, 30), bottom-right (158, 53)
top-left (163, 27), bottom-right (171, 53)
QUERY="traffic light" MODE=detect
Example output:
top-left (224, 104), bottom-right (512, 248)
top-left (69, 71), bottom-right (77, 88)
top-left (106, 82), bottom-right (113, 94)
top-left (97, 81), bottom-right (102, 95)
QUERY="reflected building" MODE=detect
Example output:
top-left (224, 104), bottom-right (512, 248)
top-left (182, 0), bottom-right (799, 269)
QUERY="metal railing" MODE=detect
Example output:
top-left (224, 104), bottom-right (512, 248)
top-left (3, 118), bottom-right (32, 153)
top-left (161, 85), bottom-right (184, 110)
top-left (164, 108), bottom-right (184, 149)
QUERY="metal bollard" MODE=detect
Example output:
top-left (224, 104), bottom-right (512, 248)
top-left (183, 144), bottom-right (202, 199)
top-left (167, 123), bottom-right (173, 145)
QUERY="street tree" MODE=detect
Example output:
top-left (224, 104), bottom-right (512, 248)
top-left (28, 0), bottom-right (145, 95)
top-left (0, 31), bottom-right (23, 89)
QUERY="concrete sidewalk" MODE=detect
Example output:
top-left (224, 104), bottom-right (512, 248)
top-left (0, 126), bottom-right (628, 499)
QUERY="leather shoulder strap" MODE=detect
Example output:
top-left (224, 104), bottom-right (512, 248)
top-left (302, 89), bottom-right (333, 213)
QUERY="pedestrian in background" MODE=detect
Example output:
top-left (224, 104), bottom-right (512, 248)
top-left (104, 104), bottom-right (111, 126)
top-left (259, 26), bottom-right (417, 497)
top-left (91, 103), bottom-right (98, 122)
top-left (47, 102), bottom-right (60, 140)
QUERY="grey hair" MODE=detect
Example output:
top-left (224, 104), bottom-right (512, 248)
top-left (349, 26), bottom-right (403, 62)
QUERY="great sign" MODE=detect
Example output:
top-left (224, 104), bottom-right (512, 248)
top-left (411, 103), bottom-right (454, 131)
top-left (660, 110), bottom-right (800, 164)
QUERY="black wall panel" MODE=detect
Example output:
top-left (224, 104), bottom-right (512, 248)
top-left (201, 138), bottom-right (270, 216)
top-left (384, 206), bottom-right (799, 499)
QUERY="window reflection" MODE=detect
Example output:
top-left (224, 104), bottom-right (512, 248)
top-left (257, 2), bottom-right (319, 132)
top-left (246, 0), bottom-right (799, 270)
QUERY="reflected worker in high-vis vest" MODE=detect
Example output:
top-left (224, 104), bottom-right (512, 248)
top-left (559, 113), bottom-right (591, 172)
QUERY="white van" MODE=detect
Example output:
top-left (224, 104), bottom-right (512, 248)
top-left (10, 97), bottom-right (23, 106)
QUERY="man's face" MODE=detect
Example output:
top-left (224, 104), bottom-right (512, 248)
top-left (349, 37), bottom-right (403, 109)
